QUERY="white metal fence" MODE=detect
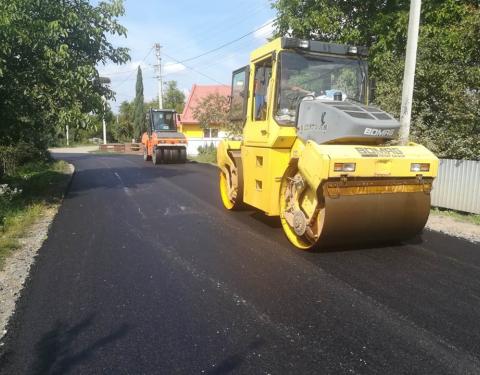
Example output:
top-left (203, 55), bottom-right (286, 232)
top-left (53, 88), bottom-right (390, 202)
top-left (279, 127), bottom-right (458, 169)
top-left (186, 138), bottom-right (222, 156)
top-left (431, 159), bottom-right (480, 214)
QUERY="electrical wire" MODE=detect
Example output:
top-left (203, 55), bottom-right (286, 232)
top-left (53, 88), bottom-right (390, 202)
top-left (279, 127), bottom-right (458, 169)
top-left (167, 3), bottom-right (271, 52)
top-left (108, 15), bottom-right (277, 105)
top-left (115, 47), bottom-right (155, 89)
top-left (103, 17), bottom-right (274, 82)
top-left (170, 19), bottom-right (276, 65)
top-left (162, 51), bottom-right (229, 86)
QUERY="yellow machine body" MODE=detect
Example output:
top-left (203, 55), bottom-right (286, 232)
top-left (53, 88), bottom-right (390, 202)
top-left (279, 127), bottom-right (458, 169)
top-left (217, 38), bottom-right (438, 249)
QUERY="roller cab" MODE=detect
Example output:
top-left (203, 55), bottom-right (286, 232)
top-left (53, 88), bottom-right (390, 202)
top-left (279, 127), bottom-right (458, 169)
top-left (142, 109), bottom-right (187, 164)
top-left (217, 37), bottom-right (438, 249)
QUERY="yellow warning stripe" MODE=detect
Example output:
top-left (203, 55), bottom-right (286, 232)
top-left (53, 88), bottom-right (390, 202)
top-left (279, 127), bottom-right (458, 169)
top-left (325, 180), bottom-right (432, 197)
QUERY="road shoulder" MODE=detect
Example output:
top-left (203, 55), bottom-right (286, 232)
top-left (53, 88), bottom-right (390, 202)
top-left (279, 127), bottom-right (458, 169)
top-left (0, 163), bottom-right (74, 342)
top-left (426, 212), bottom-right (480, 243)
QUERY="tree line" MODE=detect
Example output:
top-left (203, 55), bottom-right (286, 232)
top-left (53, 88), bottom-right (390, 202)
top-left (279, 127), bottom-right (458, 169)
top-left (0, 0), bottom-right (129, 152)
top-left (273, 0), bottom-right (479, 160)
top-left (1, 0), bottom-right (477, 160)
top-left (113, 67), bottom-right (186, 142)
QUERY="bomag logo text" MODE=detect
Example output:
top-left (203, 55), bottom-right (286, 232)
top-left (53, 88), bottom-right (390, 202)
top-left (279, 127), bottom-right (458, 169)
top-left (356, 147), bottom-right (405, 158)
top-left (364, 128), bottom-right (395, 137)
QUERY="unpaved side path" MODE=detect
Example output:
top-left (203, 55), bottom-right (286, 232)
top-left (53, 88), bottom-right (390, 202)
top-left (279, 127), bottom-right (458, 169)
top-left (50, 146), bottom-right (98, 154)
top-left (0, 164), bottom-right (74, 342)
top-left (426, 214), bottom-right (480, 243)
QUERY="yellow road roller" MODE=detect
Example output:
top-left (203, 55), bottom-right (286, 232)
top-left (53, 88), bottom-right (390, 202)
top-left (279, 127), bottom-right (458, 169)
top-left (217, 37), bottom-right (438, 249)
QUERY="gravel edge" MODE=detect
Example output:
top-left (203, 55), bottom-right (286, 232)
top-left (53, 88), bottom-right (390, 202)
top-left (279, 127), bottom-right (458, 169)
top-left (0, 163), bottom-right (75, 343)
top-left (426, 213), bottom-right (480, 244)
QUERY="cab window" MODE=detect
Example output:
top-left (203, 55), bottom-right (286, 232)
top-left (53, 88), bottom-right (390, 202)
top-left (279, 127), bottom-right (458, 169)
top-left (253, 59), bottom-right (272, 121)
top-left (230, 67), bottom-right (249, 122)
top-left (152, 111), bottom-right (176, 132)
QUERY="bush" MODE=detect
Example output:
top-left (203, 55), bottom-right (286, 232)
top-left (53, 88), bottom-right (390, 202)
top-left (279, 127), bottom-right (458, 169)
top-left (196, 143), bottom-right (217, 164)
top-left (0, 143), bottom-right (50, 178)
top-left (197, 143), bottom-right (217, 156)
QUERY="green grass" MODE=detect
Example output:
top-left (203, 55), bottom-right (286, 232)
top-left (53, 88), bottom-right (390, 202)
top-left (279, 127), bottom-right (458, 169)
top-left (431, 207), bottom-right (480, 226)
top-left (0, 160), bottom-right (71, 268)
top-left (191, 153), bottom-right (217, 165)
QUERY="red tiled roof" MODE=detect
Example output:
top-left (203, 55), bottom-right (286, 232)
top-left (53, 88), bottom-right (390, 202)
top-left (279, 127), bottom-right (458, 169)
top-left (180, 84), bottom-right (231, 124)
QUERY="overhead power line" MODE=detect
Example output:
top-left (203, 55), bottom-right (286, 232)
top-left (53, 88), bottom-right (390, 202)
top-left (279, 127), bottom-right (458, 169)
top-left (170, 4), bottom-right (271, 52)
top-left (116, 46), bottom-right (155, 89)
top-left (171, 19), bottom-right (276, 65)
top-left (162, 51), bottom-right (229, 86)
top-left (103, 18), bottom-right (275, 83)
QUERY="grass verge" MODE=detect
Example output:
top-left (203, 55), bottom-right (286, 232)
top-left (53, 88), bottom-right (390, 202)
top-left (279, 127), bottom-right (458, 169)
top-left (431, 207), bottom-right (480, 226)
top-left (0, 160), bottom-right (71, 268)
top-left (190, 153), bottom-right (217, 165)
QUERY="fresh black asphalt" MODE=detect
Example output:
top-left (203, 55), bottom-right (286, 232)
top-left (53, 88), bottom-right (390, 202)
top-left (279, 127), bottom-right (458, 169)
top-left (1, 153), bottom-right (480, 374)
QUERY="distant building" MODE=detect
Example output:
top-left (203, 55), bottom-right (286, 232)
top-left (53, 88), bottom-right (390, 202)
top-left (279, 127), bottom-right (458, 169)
top-left (179, 84), bottom-right (231, 139)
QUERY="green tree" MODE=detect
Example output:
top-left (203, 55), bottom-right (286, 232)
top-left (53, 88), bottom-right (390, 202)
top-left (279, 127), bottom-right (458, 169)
top-left (163, 81), bottom-right (186, 113)
top-left (272, 0), bottom-right (480, 160)
top-left (112, 101), bottom-right (135, 142)
top-left (144, 98), bottom-right (159, 112)
top-left (0, 0), bottom-right (129, 150)
top-left (192, 93), bottom-right (242, 136)
top-left (133, 66), bottom-right (145, 140)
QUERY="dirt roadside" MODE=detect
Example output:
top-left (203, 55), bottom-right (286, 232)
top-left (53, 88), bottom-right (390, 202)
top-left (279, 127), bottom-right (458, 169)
top-left (49, 145), bottom-right (98, 154)
top-left (0, 163), bottom-right (75, 343)
top-left (426, 213), bottom-right (480, 243)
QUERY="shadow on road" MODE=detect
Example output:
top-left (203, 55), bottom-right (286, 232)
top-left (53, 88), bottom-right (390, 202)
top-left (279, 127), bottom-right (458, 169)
top-left (249, 211), bottom-right (282, 229)
top-left (31, 313), bottom-right (130, 375)
top-left (206, 338), bottom-right (266, 375)
top-left (66, 163), bottom-right (196, 198)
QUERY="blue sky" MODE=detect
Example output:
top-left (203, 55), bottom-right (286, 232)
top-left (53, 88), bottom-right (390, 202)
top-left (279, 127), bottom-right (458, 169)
top-left (97, 0), bottom-right (276, 112)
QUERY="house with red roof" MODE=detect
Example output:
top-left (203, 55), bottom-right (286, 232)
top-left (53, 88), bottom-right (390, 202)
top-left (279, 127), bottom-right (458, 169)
top-left (179, 84), bottom-right (231, 140)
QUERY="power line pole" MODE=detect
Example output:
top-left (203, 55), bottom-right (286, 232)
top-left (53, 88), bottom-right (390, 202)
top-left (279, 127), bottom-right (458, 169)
top-left (399, 0), bottom-right (422, 145)
top-left (102, 96), bottom-right (107, 145)
top-left (154, 43), bottom-right (164, 109)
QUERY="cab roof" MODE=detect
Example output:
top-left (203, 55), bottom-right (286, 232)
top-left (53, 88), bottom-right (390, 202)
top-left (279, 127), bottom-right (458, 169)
top-left (250, 37), bottom-right (368, 62)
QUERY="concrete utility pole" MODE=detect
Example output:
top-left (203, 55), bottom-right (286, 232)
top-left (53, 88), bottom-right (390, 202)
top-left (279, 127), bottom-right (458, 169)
top-left (98, 76), bottom-right (111, 145)
top-left (399, 0), bottom-right (422, 145)
top-left (102, 97), bottom-right (107, 145)
top-left (154, 43), bottom-right (164, 109)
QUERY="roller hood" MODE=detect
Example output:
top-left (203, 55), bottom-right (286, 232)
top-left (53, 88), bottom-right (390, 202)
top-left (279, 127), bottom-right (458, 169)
top-left (296, 100), bottom-right (400, 145)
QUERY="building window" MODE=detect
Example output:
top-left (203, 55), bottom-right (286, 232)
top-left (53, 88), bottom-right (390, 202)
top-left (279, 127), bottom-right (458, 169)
top-left (203, 128), bottom-right (219, 138)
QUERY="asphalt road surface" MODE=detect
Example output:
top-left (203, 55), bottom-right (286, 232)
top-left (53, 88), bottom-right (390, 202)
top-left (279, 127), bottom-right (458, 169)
top-left (1, 153), bottom-right (480, 375)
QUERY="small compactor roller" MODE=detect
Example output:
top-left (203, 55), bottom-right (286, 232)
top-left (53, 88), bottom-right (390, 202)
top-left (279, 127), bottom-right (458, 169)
top-left (142, 108), bottom-right (187, 164)
top-left (217, 37), bottom-right (438, 249)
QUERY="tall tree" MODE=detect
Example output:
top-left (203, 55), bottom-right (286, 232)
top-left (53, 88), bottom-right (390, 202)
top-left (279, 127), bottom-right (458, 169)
top-left (163, 81), bottom-right (186, 113)
top-left (272, 0), bottom-right (480, 160)
top-left (0, 0), bottom-right (129, 149)
top-left (133, 66), bottom-right (145, 140)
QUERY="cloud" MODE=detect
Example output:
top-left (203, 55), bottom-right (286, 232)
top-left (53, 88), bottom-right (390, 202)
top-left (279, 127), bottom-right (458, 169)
top-left (98, 60), bottom-right (152, 78)
top-left (163, 62), bottom-right (187, 75)
top-left (253, 19), bottom-right (275, 40)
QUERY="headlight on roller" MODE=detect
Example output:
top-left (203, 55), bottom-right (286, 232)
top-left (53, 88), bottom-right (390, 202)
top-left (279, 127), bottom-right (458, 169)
top-left (334, 163), bottom-right (356, 172)
top-left (411, 163), bottom-right (430, 172)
